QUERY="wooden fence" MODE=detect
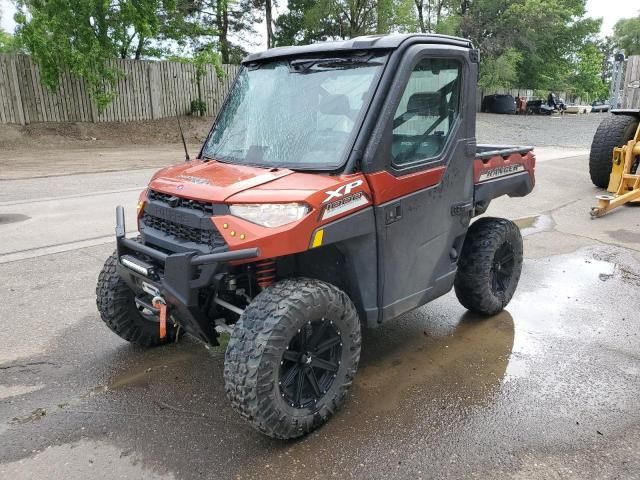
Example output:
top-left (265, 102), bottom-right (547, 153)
top-left (620, 56), bottom-right (640, 109)
top-left (2, 52), bottom-right (638, 125)
top-left (0, 54), bottom-right (240, 125)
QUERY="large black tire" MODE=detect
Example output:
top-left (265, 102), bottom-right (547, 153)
top-left (454, 217), bottom-right (523, 316)
top-left (224, 278), bottom-right (361, 439)
top-left (96, 252), bottom-right (179, 347)
top-left (589, 114), bottom-right (639, 188)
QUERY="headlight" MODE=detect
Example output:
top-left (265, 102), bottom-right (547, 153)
top-left (229, 203), bottom-right (310, 228)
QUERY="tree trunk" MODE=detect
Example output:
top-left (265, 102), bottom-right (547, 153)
top-left (217, 0), bottom-right (230, 63)
top-left (415, 0), bottom-right (426, 33)
top-left (265, 0), bottom-right (274, 48)
top-left (134, 36), bottom-right (145, 60)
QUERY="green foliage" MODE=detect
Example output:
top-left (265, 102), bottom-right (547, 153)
top-left (613, 15), bottom-right (640, 56)
top-left (274, 0), bottom-right (321, 45)
top-left (274, 0), bottom-right (415, 44)
top-left (191, 98), bottom-right (207, 115)
top-left (178, 0), bottom-right (257, 64)
top-left (568, 43), bottom-right (608, 101)
top-left (14, 0), bottom-right (203, 110)
top-left (478, 48), bottom-right (523, 90)
top-left (0, 29), bottom-right (17, 53)
top-left (171, 45), bottom-right (224, 115)
top-left (170, 45), bottom-right (224, 81)
top-left (275, 0), bottom-right (606, 97)
top-left (6, 0), bottom-right (614, 112)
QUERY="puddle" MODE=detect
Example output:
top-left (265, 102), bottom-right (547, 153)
top-left (606, 228), bottom-right (640, 244)
top-left (106, 351), bottom-right (195, 390)
top-left (0, 214), bottom-right (30, 225)
top-left (513, 214), bottom-right (554, 236)
top-left (354, 311), bottom-right (514, 412)
top-left (506, 248), bottom-right (622, 368)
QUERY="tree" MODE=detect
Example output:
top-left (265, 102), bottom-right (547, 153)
top-left (170, 45), bottom-right (224, 115)
top-left (613, 15), bottom-right (640, 56)
top-left (456, 0), bottom-right (602, 92)
top-left (414, 0), bottom-right (449, 33)
top-left (0, 29), bottom-right (17, 53)
top-left (277, 0), bottom-right (414, 43)
top-left (569, 42), bottom-right (609, 101)
top-left (274, 0), bottom-right (324, 45)
top-left (14, 0), bottom-right (203, 109)
top-left (0, 9), bottom-right (17, 53)
top-left (181, 0), bottom-right (258, 63)
top-left (252, 0), bottom-right (275, 48)
top-left (478, 48), bottom-right (522, 90)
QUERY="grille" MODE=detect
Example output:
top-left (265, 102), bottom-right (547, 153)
top-left (148, 189), bottom-right (216, 215)
top-left (141, 213), bottom-right (226, 251)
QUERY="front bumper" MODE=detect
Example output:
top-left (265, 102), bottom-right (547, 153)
top-left (114, 206), bottom-right (259, 344)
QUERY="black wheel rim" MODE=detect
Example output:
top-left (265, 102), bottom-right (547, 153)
top-left (279, 319), bottom-right (342, 409)
top-left (491, 242), bottom-right (515, 296)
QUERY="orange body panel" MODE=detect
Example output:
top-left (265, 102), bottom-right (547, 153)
top-left (144, 151), bottom-right (534, 261)
top-left (148, 161), bottom-right (373, 260)
top-left (473, 151), bottom-right (536, 185)
top-left (365, 167), bottom-right (446, 205)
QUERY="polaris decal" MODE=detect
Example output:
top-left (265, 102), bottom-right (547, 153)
top-left (321, 191), bottom-right (369, 220)
top-left (323, 180), bottom-right (364, 203)
top-left (177, 175), bottom-right (210, 185)
top-left (479, 164), bottom-right (525, 182)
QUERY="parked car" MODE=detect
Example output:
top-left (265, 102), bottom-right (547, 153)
top-left (481, 94), bottom-right (516, 114)
top-left (591, 101), bottom-right (610, 113)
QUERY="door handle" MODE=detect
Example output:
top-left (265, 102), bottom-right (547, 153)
top-left (385, 203), bottom-right (402, 225)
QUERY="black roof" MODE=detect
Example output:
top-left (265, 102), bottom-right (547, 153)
top-left (242, 33), bottom-right (473, 64)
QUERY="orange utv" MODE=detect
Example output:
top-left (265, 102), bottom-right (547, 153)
top-left (97, 34), bottom-right (536, 439)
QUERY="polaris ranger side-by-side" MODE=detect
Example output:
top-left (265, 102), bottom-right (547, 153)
top-left (97, 34), bottom-right (536, 439)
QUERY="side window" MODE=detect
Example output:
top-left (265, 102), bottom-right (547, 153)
top-left (391, 58), bottom-right (461, 167)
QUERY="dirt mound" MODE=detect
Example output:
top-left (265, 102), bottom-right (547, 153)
top-left (0, 116), bottom-right (214, 150)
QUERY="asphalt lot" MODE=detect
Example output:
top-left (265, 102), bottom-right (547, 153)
top-left (1, 114), bottom-right (639, 479)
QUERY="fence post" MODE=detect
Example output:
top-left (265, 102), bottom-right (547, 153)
top-left (9, 56), bottom-right (26, 125)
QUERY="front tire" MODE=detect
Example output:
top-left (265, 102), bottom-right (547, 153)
top-left (589, 114), bottom-right (639, 188)
top-left (224, 278), bottom-right (361, 439)
top-left (454, 218), bottom-right (523, 315)
top-left (96, 252), bottom-right (179, 347)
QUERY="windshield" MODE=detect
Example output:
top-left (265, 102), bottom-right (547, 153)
top-left (202, 55), bottom-right (386, 170)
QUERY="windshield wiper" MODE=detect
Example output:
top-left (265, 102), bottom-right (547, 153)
top-left (288, 55), bottom-right (378, 73)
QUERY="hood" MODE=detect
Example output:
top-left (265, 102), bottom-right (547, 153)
top-left (148, 160), bottom-right (295, 202)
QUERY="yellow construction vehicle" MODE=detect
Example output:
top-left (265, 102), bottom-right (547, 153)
top-left (589, 110), bottom-right (640, 218)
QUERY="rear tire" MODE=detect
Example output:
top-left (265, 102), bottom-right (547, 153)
top-left (96, 252), bottom-right (179, 347)
top-left (454, 218), bottom-right (523, 316)
top-left (589, 114), bottom-right (639, 188)
top-left (224, 278), bottom-right (361, 439)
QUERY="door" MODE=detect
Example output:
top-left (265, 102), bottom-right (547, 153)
top-left (365, 46), bottom-right (477, 322)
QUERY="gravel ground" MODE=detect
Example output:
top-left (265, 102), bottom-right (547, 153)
top-left (476, 112), bottom-right (604, 149)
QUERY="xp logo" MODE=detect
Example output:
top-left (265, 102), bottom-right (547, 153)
top-left (323, 180), bottom-right (364, 203)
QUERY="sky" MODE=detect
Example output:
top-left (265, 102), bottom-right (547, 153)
top-left (1, 0), bottom-right (637, 51)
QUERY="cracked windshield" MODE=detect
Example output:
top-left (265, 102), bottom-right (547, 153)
top-left (203, 56), bottom-right (385, 169)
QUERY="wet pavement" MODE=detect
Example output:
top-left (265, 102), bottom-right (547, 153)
top-left (1, 150), bottom-right (640, 479)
